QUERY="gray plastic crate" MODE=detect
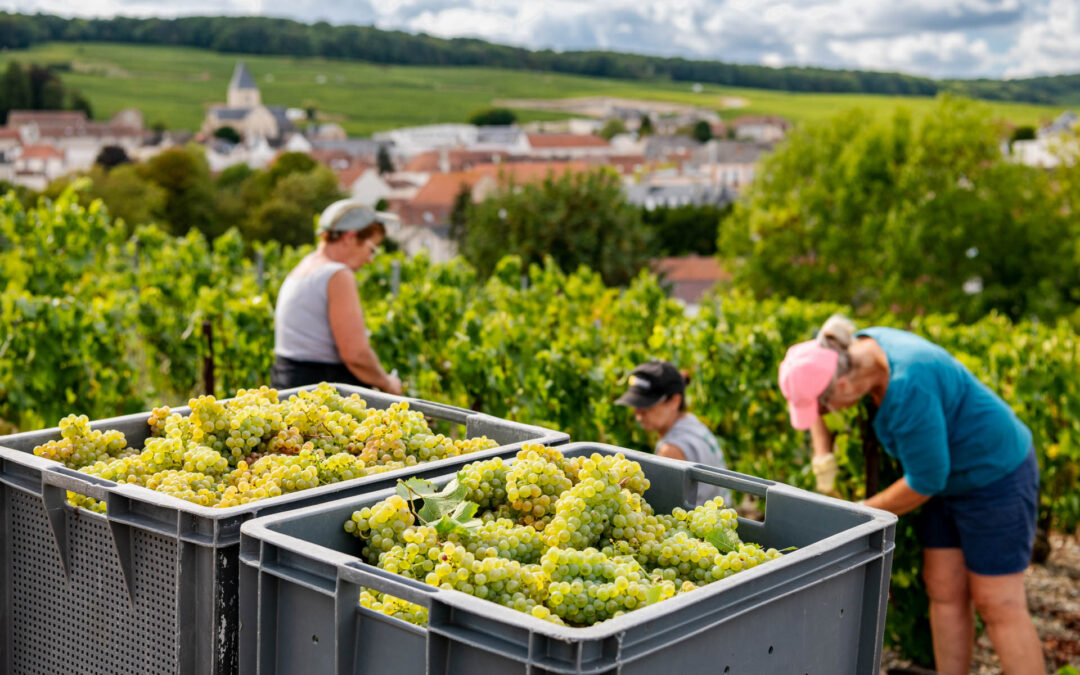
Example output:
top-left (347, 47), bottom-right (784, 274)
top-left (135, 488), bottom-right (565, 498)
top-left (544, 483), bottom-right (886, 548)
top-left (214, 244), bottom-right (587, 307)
top-left (0, 383), bottom-right (567, 675)
top-left (238, 442), bottom-right (897, 675)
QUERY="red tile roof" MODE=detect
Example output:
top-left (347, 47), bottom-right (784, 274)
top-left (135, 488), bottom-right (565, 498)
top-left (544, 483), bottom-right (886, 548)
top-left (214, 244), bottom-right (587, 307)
top-left (652, 256), bottom-right (731, 283)
top-left (336, 164), bottom-right (375, 189)
top-left (0, 127), bottom-right (20, 140)
top-left (526, 133), bottom-right (610, 149)
top-left (403, 149), bottom-right (510, 172)
top-left (19, 144), bottom-right (64, 160)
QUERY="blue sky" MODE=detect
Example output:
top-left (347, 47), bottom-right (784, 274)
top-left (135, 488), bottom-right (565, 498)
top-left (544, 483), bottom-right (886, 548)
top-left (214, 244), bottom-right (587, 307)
top-left (4, 0), bottom-right (1080, 79)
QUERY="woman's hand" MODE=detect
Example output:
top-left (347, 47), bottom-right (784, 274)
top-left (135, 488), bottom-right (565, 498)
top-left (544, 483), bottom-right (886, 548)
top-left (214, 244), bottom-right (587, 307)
top-left (811, 453), bottom-right (841, 497)
top-left (381, 374), bottom-right (403, 396)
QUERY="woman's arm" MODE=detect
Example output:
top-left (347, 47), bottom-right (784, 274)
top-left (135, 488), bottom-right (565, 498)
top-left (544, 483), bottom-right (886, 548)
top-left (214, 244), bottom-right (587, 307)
top-left (326, 269), bottom-right (402, 394)
top-left (809, 415), bottom-right (833, 457)
top-left (656, 443), bottom-right (687, 461)
top-left (864, 477), bottom-right (931, 516)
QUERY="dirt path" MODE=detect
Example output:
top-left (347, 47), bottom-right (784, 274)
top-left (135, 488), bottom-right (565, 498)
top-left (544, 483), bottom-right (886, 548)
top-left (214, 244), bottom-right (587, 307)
top-left (883, 533), bottom-right (1080, 674)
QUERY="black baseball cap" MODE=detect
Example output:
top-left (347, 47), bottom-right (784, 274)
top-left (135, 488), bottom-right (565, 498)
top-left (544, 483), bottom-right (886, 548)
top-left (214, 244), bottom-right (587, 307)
top-left (615, 361), bottom-right (686, 409)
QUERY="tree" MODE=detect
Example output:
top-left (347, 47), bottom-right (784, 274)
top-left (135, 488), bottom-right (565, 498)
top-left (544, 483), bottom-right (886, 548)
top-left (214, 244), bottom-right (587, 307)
top-left (459, 169), bottom-right (651, 286)
top-left (448, 182), bottom-right (472, 243)
top-left (637, 115), bottom-right (654, 137)
top-left (1010, 125), bottom-right (1036, 143)
top-left (692, 119), bottom-right (713, 143)
top-left (598, 119), bottom-right (627, 140)
top-left (467, 107), bottom-right (517, 126)
top-left (0, 62), bottom-right (31, 123)
top-left (213, 125), bottom-right (241, 144)
top-left (377, 144), bottom-right (394, 175)
top-left (247, 166), bottom-right (342, 246)
top-left (720, 96), bottom-right (1079, 322)
top-left (138, 145), bottom-right (219, 237)
top-left (95, 145), bottom-right (130, 171)
top-left (641, 203), bottom-right (730, 256)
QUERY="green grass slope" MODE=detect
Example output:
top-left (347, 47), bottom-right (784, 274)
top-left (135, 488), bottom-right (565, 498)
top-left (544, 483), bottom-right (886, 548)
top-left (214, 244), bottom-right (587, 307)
top-left (1, 43), bottom-right (1065, 136)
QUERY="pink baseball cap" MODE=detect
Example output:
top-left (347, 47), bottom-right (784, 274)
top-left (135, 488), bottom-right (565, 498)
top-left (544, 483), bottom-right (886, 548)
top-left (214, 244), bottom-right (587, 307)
top-left (778, 340), bottom-right (839, 430)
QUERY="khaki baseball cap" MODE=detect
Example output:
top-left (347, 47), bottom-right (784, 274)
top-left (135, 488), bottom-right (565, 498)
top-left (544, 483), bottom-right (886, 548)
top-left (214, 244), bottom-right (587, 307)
top-left (316, 199), bottom-right (400, 235)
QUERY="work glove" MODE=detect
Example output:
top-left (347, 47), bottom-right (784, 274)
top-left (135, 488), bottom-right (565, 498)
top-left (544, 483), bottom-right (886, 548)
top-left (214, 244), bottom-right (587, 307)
top-left (811, 453), bottom-right (841, 497)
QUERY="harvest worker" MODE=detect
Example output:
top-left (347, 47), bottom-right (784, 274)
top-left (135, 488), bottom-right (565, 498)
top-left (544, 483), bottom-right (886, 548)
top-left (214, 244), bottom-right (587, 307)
top-left (271, 199), bottom-right (403, 395)
top-left (616, 360), bottom-right (731, 506)
top-left (778, 315), bottom-right (1043, 675)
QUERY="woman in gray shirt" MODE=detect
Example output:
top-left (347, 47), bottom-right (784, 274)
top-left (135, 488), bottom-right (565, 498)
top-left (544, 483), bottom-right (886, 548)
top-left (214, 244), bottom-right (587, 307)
top-left (270, 199), bottom-right (402, 395)
top-left (616, 361), bottom-right (730, 505)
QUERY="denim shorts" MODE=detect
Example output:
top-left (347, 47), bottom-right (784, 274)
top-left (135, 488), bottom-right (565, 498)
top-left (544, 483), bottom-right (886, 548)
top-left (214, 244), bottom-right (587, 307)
top-left (915, 448), bottom-right (1038, 576)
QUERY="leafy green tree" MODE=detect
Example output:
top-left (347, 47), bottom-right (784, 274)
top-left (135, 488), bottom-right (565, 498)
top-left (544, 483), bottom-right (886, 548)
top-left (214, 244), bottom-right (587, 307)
top-left (637, 115), bottom-right (654, 137)
top-left (213, 125), bottom-right (241, 144)
top-left (91, 165), bottom-right (167, 232)
top-left (720, 96), bottom-right (1079, 322)
top-left (94, 145), bottom-right (130, 170)
top-left (467, 107), bottom-right (517, 126)
top-left (447, 183), bottom-right (472, 243)
top-left (598, 119), bottom-right (627, 140)
top-left (246, 165), bottom-right (342, 246)
top-left (138, 145), bottom-right (220, 237)
top-left (641, 203), bottom-right (730, 256)
top-left (377, 145), bottom-right (394, 175)
top-left (0, 61), bottom-right (31, 123)
top-left (1010, 125), bottom-right (1036, 142)
top-left (458, 169), bottom-right (650, 286)
top-left (692, 119), bottom-right (713, 143)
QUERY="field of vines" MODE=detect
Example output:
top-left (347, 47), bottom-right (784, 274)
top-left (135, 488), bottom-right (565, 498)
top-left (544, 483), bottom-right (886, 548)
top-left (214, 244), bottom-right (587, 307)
top-left (2, 187), bottom-right (1078, 663)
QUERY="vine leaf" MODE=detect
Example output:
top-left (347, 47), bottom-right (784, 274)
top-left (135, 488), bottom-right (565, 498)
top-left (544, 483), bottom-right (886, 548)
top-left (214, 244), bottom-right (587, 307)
top-left (704, 527), bottom-right (741, 554)
top-left (395, 477), bottom-right (476, 527)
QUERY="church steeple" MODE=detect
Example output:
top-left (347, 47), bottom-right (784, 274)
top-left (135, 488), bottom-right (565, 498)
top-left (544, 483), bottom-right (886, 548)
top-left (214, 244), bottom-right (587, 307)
top-left (227, 62), bottom-right (261, 108)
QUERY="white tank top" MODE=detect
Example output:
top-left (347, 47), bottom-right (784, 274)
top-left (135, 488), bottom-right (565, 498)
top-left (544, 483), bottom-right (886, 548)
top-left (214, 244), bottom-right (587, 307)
top-left (274, 256), bottom-right (349, 364)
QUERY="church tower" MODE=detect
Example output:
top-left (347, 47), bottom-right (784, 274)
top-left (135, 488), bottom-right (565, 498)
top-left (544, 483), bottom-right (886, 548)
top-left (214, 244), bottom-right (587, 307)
top-left (227, 62), bottom-right (261, 108)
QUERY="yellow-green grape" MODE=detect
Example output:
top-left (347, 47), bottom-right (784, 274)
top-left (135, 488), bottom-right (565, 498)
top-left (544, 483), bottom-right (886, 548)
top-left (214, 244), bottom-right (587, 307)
top-left (541, 547), bottom-right (673, 624)
top-left (635, 531), bottom-right (723, 584)
top-left (187, 396), bottom-right (229, 453)
top-left (709, 544), bottom-right (783, 581)
top-left (346, 495), bottom-right (416, 564)
top-left (318, 452), bottom-right (366, 484)
top-left (34, 415), bottom-right (129, 469)
top-left (182, 445), bottom-right (230, 476)
top-left (406, 434), bottom-right (457, 463)
top-left (457, 457), bottom-right (509, 509)
top-left (139, 436), bottom-right (185, 473)
top-left (450, 518), bottom-right (546, 564)
top-left (681, 497), bottom-right (740, 540)
top-left (79, 454), bottom-right (147, 486)
top-left (144, 470), bottom-right (218, 507)
top-left (451, 436), bottom-right (498, 456)
top-left (147, 406), bottom-right (171, 436)
top-left (359, 589), bottom-right (428, 626)
top-left (505, 445), bottom-right (572, 528)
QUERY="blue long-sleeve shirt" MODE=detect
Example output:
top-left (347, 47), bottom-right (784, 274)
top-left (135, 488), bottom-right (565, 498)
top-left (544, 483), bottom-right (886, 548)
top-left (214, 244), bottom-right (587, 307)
top-left (857, 327), bottom-right (1032, 496)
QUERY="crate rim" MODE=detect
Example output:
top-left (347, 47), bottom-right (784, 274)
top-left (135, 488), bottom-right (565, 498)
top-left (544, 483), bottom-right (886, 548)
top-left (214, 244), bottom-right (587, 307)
top-left (0, 382), bottom-right (568, 520)
top-left (239, 441), bottom-right (897, 641)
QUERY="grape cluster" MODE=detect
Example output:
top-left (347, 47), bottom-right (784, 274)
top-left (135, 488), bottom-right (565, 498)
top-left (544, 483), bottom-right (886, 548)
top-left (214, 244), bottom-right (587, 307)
top-left (343, 445), bottom-right (786, 628)
top-left (33, 383), bottom-right (501, 512)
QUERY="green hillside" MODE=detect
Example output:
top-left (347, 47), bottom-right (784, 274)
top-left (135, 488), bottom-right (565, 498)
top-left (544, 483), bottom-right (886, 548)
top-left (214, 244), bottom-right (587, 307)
top-left (0, 43), bottom-right (1065, 136)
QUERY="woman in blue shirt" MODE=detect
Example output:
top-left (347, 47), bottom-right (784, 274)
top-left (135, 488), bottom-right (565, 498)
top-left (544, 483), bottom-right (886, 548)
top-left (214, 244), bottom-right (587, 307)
top-left (778, 316), bottom-right (1043, 675)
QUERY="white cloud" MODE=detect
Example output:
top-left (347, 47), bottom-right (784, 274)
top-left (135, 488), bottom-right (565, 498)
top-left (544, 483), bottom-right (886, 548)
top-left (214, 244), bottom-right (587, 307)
top-left (0, 0), bottom-right (1077, 78)
top-left (1002, 0), bottom-right (1080, 78)
top-left (826, 31), bottom-right (996, 77)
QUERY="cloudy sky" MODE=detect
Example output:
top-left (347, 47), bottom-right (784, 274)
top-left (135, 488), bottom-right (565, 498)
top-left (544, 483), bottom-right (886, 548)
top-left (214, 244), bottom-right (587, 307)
top-left (4, 0), bottom-right (1080, 79)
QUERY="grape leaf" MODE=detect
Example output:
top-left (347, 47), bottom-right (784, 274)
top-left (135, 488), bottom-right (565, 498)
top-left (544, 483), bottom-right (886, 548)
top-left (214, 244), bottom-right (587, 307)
top-left (645, 585), bottom-right (663, 605)
top-left (395, 477), bottom-right (470, 523)
top-left (432, 500), bottom-right (481, 536)
top-left (704, 527), bottom-right (741, 554)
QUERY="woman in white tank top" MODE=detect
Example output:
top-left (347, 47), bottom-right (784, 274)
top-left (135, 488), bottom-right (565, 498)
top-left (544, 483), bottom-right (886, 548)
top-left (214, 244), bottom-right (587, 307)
top-left (271, 199), bottom-right (403, 395)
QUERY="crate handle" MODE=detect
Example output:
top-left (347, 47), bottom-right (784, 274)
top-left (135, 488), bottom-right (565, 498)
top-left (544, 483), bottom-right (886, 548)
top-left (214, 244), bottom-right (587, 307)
top-left (406, 399), bottom-right (473, 425)
top-left (339, 561), bottom-right (438, 608)
top-left (39, 467), bottom-right (138, 605)
top-left (687, 465), bottom-right (773, 497)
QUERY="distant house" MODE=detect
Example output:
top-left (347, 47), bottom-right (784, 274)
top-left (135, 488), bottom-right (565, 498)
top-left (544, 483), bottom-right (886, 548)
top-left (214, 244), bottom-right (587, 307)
top-left (693, 140), bottom-right (773, 190)
top-left (652, 255), bottom-right (731, 305)
top-left (12, 144), bottom-right (67, 190)
top-left (727, 115), bottom-right (791, 142)
top-left (643, 135), bottom-right (700, 162)
top-left (625, 181), bottom-right (734, 210)
top-left (1012, 110), bottom-right (1079, 168)
top-left (202, 63), bottom-right (294, 143)
top-left (5, 109), bottom-right (144, 170)
top-left (342, 168), bottom-right (391, 205)
top-left (524, 133), bottom-right (611, 159)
